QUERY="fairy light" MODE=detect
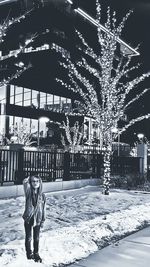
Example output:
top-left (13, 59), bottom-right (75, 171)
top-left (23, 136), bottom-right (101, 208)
top-left (61, 116), bottom-right (83, 151)
top-left (0, 31), bottom-right (35, 87)
top-left (51, 43), bottom-right (70, 58)
top-left (0, 10), bottom-right (32, 43)
top-left (55, 1), bottom-right (150, 195)
top-left (66, 0), bottom-right (139, 57)
top-left (0, 63), bottom-right (31, 88)
top-left (1, 33), bottom-right (38, 62)
top-left (124, 88), bottom-right (150, 111)
top-left (119, 114), bottom-right (150, 135)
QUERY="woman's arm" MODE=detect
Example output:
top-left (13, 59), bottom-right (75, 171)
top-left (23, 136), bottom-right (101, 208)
top-left (41, 193), bottom-right (46, 225)
top-left (23, 177), bottom-right (31, 197)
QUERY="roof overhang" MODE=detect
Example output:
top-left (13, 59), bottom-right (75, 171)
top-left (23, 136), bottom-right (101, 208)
top-left (67, 0), bottom-right (140, 57)
top-left (0, 0), bottom-right (18, 5)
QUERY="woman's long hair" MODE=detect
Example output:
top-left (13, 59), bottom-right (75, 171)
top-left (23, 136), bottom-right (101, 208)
top-left (29, 175), bottom-right (43, 196)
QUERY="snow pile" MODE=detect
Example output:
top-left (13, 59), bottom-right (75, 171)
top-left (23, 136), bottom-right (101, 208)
top-left (0, 187), bottom-right (150, 267)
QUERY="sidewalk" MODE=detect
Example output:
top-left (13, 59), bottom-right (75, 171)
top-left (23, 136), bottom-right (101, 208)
top-left (68, 226), bottom-right (150, 267)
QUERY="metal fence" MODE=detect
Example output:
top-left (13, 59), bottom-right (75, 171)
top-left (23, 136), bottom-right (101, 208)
top-left (111, 156), bottom-right (140, 175)
top-left (0, 148), bottom-right (141, 185)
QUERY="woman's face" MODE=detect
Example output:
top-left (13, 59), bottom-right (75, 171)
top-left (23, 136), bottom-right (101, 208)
top-left (31, 176), bottom-right (40, 189)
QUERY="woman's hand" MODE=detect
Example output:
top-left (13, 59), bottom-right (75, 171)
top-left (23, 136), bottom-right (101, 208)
top-left (40, 222), bottom-right (44, 228)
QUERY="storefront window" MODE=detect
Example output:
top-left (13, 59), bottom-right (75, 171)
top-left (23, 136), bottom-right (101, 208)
top-left (31, 90), bottom-right (39, 108)
top-left (0, 85), bottom-right (6, 104)
top-left (66, 98), bottom-right (71, 103)
top-left (10, 85), bottom-right (15, 104)
top-left (47, 94), bottom-right (53, 104)
top-left (31, 119), bottom-right (38, 135)
top-left (15, 87), bottom-right (23, 106)
top-left (13, 117), bottom-right (31, 133)
top-left (9, 116), bottom-right (14, 134)
top-left (40, 92), bottom-right (46, 109)
top-left (24, 88), bottom-right (31, 106)
top-left (45, 94), bottom-right (53, 110)
top-left (53, 95), bottom-right (60, 112)
top-left (0, 115), bottom-right (5, 135)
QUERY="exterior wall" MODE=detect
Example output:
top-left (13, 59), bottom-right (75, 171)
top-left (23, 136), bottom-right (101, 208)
top-left (0, 178), bottom-right (101, 199)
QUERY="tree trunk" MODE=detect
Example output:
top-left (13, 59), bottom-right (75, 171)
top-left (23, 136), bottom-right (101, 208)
top-left (103, 147), bottom-right (111, 195)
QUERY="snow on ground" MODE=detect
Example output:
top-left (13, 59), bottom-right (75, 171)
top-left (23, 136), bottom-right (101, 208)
top-left (0, 186), bottom-right (150, 267)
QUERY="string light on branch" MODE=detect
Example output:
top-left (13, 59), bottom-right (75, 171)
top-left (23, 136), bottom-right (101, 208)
top-left (0, 9), bottom-right (33, 43)
top-left (56, 0), bottom-right (150, 195)
top-left (61, 116), bottom-right (84, 152)
top-left (119, 113), bottom-right (150, 135)
top-left (0, 63), bottom-right (32, 88)
top-left (51, 43), bottom-right (70, 58)
top-left (0, 33), bottom-right (38, 62)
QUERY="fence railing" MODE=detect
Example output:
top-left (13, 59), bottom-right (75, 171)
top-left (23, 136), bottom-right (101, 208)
top-left (0, 148), bottom-right (141, 185)
top-left (111, 156), bottom-right (140, 175)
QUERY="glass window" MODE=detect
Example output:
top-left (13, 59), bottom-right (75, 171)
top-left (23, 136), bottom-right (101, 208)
top-left (10, 97), bottom-right (14, 104)
top-left (31, 90), bottom-right (38, 108)
top-left (31, 119), bottom-right (38, 135)
top-left (24, 88), bottom-right (31, 106)
top-left (66, 98), bottom-right (71, 103)
top-left (10, 85), bottom-right (14, 96)
top-left (54, 95), bottom-right (60, 104)
top-left (14, 117), bottom-right (31, 133)
top-left (0, 85), bottom-right (6, 104)
top-left (39, 119), bottom-right (48, 138)
top-left (15, 87), bottom-right (23, 106)
top-left (15, 87), bottom-right (23, 95)
top-left (45, 94), bottom-right (53, 110)
top-left (0, 115), bottom-right (6, 135)
top-left (47, 94), bottom-right (53, 104)
top-left (24, 118), bottom-right (31, 133)
top-left (9, 116), bottom-right (14, 134)
top-left (24, 98), bottom-right (31, 106)
top-left (24, 88), bottom-right (31, 93)
top-left (61, 97), bottom-right (72, 112)
top-left (53, 95), bottom-right (60, 112)
top-left (61, 97), bottom-right (66, 103)
top-left (40, 92), bottom-right (46, 109)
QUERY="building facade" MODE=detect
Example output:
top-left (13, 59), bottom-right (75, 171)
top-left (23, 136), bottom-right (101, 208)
top-left (0, 0), bottom-right (138, 147)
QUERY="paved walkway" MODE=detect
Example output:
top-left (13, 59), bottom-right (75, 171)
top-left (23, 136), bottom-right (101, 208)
top-left (68, 226), bottom-right (150, 267)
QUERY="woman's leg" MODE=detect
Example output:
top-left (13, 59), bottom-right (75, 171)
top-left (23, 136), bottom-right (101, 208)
top-left (24, 217), bottom-right (34, 259)
top-left (33, 225), bottom-right (42, 262)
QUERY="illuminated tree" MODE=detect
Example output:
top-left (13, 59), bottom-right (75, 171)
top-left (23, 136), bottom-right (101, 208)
top-left (0, 12), bottom-right (35, 87)
top-left (7, 121), bottom-right (36, 146)
top-left (61, 116), bottom-right (83, 152)
top-left (56, 0), bottom-right (150, 195)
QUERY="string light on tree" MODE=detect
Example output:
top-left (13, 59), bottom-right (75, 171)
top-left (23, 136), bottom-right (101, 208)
top-left (0, 63), bottom-right (32, 88)
top-left (0, 32), bottom-right (35, 87)
top-left (55, 0), bottom-right (150, 195)
top-left (7, 120), bottom-right (35, 146)
top-left (61, 116), bottom-right (83, 152)
top-left (0, 10), bottom-right (32, 43)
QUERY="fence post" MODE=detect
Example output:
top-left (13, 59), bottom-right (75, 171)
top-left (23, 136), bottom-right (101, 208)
top-left (14, 148), bottom-right (25, 185)
top-left (63, 151), bottom-right (70, 181)
top-left (52, 152), bottom-right (56, 181)
top-left (0, 151), bottom-right (3, 186)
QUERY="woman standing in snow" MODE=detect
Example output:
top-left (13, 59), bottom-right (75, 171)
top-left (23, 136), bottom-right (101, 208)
top-left (23, 174), bottom-right (46, 262)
